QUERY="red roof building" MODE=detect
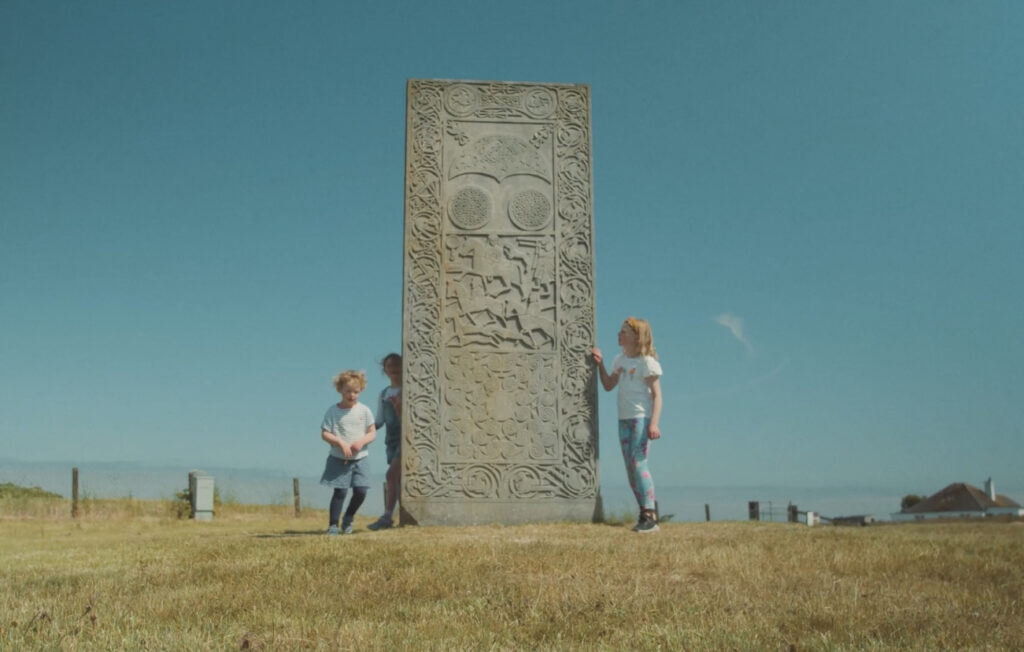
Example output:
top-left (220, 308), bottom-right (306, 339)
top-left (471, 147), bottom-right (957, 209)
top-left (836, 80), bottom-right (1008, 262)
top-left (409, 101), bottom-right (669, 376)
top-left (891, 478), bottom-right (1023, 521)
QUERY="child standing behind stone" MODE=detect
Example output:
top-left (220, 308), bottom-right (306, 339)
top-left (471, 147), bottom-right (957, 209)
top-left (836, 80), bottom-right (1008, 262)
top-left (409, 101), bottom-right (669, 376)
top-left (369, 353), bottom-right (402, 530)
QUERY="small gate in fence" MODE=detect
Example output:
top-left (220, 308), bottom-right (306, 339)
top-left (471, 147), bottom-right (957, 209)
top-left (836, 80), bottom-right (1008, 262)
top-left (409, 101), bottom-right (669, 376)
top-left (748, 500), bottom-right (819, 525)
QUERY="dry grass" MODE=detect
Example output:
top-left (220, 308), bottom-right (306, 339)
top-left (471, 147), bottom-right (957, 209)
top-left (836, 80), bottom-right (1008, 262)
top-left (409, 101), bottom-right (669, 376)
top-left (1, 501), bottom-right (1022, 650)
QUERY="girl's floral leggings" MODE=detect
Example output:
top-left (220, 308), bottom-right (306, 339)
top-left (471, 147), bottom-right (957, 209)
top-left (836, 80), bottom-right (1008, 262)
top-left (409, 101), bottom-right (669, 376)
top-left (618, 418), bottom-right (656, 510)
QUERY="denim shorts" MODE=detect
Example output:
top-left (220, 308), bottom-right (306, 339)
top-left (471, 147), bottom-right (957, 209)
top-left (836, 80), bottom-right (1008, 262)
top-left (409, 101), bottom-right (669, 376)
top-left (319, 456), bottom-right (370, 489)
top-left (385, 434), bottom-right (401, 465)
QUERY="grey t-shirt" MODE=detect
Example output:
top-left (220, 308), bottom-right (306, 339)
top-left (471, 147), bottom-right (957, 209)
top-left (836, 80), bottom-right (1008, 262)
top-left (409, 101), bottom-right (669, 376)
top-left (321, 402), bottom-right (374, 460)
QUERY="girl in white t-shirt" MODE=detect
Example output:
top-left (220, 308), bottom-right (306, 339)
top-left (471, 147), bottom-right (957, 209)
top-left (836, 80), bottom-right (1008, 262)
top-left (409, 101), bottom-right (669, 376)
top-left (591, 317), bottom-right (663, 533)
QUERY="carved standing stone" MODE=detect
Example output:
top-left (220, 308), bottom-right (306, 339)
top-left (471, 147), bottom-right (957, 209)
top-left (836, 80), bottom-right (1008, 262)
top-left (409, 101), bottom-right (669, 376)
top-left (401, 79), bottom-right (599, 525)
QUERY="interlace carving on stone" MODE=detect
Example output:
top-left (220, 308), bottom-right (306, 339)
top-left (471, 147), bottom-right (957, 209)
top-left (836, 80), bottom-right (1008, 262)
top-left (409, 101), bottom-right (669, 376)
top-left (442, 351), bottom-right (559, 465)
top-left (404, 80), bottom-right (596, 501)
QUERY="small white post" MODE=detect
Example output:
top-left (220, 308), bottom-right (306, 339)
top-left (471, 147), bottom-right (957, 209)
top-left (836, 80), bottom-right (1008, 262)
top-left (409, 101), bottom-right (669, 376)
top-left (189, 470), bottom-right (215, 521)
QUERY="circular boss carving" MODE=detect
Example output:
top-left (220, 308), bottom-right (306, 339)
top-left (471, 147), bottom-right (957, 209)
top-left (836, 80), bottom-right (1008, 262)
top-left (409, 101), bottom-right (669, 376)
top-left (444, 84), bottom-right (478, 117)
top-left (508, 190), bottom-right (551, 230)
top-left (448, 187), bottom-right (491, 230)
top-left (523, 88), bottom-right (556, 118)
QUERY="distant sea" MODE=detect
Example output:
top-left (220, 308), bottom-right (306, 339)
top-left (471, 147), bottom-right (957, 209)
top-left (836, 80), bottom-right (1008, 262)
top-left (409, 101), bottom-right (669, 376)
top-left (3, 460), bottom-right (1007, 523)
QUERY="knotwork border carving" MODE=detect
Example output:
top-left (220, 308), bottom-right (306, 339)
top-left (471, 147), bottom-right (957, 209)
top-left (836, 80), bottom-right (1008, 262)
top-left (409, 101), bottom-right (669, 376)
top-left (402, 79), bottom-right (598, 510)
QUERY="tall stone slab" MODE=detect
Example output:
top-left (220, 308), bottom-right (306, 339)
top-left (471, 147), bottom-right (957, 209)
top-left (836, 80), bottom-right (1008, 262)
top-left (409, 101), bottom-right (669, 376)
top-left (401, 79), bottom-right (599, 525)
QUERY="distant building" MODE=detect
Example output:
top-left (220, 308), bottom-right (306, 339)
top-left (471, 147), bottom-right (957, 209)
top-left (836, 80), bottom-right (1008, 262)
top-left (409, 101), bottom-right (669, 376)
top-left (891, 478), bottom-right (1023, 521)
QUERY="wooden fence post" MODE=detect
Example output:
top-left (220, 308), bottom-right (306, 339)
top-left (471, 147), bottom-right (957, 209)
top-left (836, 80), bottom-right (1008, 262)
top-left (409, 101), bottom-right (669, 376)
top-left (748, 501), bottom-right (759, 521)
top-left (293, 478), bottom-right (301, 517)
top-left (788, 504), bottom-right (798, 523)
top-left (188, 471), bottom-right (197, 519)
top-left (705, 503), bottom-right (711, 522)
top-left (71, 467), bottom-right (79, 518)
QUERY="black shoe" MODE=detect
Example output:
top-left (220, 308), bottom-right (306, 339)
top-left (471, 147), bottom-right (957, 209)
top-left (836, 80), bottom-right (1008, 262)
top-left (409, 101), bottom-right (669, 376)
top-left (635, 519), bottom-right (660, 533)
top-left (630, 510), bottom-right (644, 531)
top-left (635, 509), bottom-right (659, 533)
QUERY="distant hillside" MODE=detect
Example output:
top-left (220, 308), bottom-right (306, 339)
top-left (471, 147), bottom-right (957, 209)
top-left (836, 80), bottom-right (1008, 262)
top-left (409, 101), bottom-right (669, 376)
top-left (0, 482), bottom-right (63, 499)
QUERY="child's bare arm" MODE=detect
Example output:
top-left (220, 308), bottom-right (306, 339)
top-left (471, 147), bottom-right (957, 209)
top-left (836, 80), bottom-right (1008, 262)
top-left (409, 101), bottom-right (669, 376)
top-left (351, 424), bottom-right (376, 453)
top-left (322, 429), bottom-right (352, 457)
top-left (645, 376), bottom-right (662, 440)
top-left (591, 347), bottom-right (620, 391)
top-left (321, 429), bottom-right (341, 447)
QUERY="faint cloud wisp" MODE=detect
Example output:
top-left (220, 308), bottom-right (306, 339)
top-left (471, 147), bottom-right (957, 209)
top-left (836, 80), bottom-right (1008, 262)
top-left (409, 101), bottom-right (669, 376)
top-left (715, 313), bottom-right (753, 353)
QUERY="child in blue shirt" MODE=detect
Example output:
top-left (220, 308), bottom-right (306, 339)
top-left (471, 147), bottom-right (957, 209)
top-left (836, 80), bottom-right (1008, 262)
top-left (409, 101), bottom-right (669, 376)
top-left (369, 353), bottom-right (402, 530)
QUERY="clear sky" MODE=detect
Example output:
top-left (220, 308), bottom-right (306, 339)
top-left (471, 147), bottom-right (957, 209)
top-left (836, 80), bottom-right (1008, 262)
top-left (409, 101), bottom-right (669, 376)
top-left (2, 1), bottom-right (1022, 497)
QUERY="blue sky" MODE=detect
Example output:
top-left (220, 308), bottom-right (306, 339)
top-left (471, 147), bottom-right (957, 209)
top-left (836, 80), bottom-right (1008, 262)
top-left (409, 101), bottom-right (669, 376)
top-left (2, 1), bottom-right (1022, 498)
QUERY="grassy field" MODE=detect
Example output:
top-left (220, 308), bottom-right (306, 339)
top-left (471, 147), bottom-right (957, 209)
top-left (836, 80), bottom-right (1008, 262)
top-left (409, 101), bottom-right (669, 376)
top-left (1, 499), bottom-right (1022, 650)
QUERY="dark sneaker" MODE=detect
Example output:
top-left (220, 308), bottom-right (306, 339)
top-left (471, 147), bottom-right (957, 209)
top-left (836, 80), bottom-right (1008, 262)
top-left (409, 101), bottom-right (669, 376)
top-left (326, 525), bottom-right (339, 536)
top-left (367, 516), bottom-right (394, 531)
top-left (635, 509), bottom-right (659, 533)
top-left (635, 519), bottom-right (660, 533)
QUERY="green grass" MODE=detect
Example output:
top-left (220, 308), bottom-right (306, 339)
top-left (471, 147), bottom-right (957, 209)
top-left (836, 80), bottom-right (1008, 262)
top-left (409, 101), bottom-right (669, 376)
top-left (2, 502), bottom-right (1023, 650)
top-left (0, 482), bottom-right (62, 500)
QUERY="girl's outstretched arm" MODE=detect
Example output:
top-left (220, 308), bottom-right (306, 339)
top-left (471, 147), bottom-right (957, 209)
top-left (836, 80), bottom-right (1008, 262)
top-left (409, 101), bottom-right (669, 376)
top-left (590, 347), bottom-right (620, 391)
top-left (645, 375), bottom-right (662, 440)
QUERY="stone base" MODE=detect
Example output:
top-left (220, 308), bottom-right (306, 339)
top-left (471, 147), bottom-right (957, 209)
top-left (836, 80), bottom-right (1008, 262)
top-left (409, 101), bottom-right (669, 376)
top-left (400, 496), bottom-right (603, 526)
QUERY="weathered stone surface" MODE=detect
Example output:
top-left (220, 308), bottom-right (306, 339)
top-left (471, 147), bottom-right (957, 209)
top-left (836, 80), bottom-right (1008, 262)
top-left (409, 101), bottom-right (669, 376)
top-left (401, 79), bottom-right (599, 525)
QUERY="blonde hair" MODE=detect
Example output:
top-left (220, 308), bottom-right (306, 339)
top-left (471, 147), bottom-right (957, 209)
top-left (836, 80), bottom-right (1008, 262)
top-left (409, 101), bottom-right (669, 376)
top-left (625, 317), bottom-right (658, 358)
top-left (333, 370), bottom-right (367, 393)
